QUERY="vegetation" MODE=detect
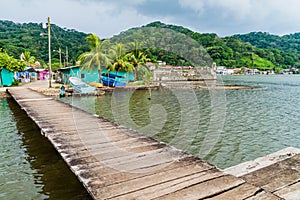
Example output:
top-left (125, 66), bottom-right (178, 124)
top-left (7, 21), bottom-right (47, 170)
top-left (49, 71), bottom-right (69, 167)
top-left (0, 49), bottom-right (26, 72)
top-left (235, 32), bottom-right (300, 68)
top-left (78, 34), bottom-right (150, 82)
top-left (107, 43), bottom-right (134, 75)
top-left (144, 21), bottom-right (300, 70)
top-left (1, 19), bottom-right (300, 73)
top-left (0, 20), bottom-right (89, 70)
top-left (125, 41), bottom-right (151, 80)
top-left (0, 49), bottom-right (26, 85)
top-left (78, 34), bottom-right (111, 83)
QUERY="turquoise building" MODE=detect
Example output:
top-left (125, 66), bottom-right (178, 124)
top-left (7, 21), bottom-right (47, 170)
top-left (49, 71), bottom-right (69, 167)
top-left (0, 68), bottom-right (14, 86)
top-left (58, 66), bottom-right (98, 84)
top-left (58, 66), bottom-right (134, 84)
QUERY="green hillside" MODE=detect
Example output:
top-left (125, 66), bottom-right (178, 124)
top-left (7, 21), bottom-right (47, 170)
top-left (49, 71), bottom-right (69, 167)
top-left (0, 19), bottom-right (299, 71)
top-left (145, 22), bottom-right (299, 70)
top-left (0, 20), bottom-right (89, 69)
top-left (235, 32), bottom-right (300, 68)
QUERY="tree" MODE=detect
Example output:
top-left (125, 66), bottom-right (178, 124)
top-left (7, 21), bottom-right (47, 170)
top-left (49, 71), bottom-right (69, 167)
top-left (0, 50), bottom-right (26, 85)
top-left (126, 41), bottom-right (150, 81)
top-left (78, 34), bottom-right (111, 83)
top-left (0, 50), bottom-right (25, 72)
top-left (107, 43), bottom-right (134, 74)
top-left (20, 51), bottom-right (36, 67)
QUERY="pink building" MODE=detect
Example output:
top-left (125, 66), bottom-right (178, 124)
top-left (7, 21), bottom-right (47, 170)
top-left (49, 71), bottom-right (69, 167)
top-left (36, 69), bottom-right (49, 80)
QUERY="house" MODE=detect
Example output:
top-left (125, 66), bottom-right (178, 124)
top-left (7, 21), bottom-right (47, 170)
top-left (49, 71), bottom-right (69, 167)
top-left (58, 66), bottom-right (99, 84)
top-left (15, 67), bottom-right (37, 83)
top-left (57, 66), bottom-right (134, 84)
top-left (216, 66), bottom-right (234, 75)
top-left (35, 69), bottom-right (49, 80)
top-left (0, 68), bottom-right (14, 86)
top-left (146, 62), bottom-right (156, 71)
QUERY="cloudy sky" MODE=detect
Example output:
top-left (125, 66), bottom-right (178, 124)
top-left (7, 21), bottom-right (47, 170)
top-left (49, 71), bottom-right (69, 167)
top-left (2, 0), bottom-right (300, 38)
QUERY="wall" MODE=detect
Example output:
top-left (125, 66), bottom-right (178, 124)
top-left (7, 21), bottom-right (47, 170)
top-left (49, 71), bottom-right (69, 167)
top-left (0, 69), bottom-right (14, 86)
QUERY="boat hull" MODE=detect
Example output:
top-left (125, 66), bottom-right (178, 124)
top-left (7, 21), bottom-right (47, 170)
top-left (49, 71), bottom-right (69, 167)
top-left (69, 77), bottom-right (96, 94)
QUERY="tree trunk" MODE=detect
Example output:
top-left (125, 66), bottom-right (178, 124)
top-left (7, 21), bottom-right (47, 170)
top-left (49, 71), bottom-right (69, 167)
top-left (134, 68), bottom-right (137, 81)
top-left (0, 70), bottom-right (2, 87)
top-left (98, 69), bottom-right (102, 83)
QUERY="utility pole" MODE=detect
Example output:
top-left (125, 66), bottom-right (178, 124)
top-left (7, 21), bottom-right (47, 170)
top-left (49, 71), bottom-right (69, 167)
top-left (66, 46), bottom-right (69, 67)
top-left (47, 17), bottom-right (52, 88)
top-left (58, 48), bottom-right (62, 68)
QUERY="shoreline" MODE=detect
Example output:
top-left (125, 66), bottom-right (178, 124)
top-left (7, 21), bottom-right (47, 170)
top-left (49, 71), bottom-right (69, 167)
top-left (1, 84), bottom-right (261, 98)
top-left (0, 88), bottom-right (8, 98)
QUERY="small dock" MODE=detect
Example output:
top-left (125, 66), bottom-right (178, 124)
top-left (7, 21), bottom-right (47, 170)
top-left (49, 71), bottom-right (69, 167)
top-left (7, 86), bottom-right (300, 199)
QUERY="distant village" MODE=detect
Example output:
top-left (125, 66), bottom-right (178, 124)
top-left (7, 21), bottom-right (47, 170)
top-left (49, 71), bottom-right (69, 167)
top-left (215, 65), bottom-right (299, 76)
top-left (1, 60), bottom-right (299, 87)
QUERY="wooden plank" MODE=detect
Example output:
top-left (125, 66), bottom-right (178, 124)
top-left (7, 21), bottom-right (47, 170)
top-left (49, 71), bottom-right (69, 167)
top-left (206, 183), bottom-right (261, 200)
top-left (86, 157), bottom-right (212, 187)
top-left (99, 168), bottom-right (220, 199)
top-left (245, 191), bottom-right (281, 200)
top-left (241, 155), bottom-right (300, 192)
top-left (151, 174), bottom-right (244, 200)
top-left (274, 181), bottom-right (300, 200)
top-left (225, 147), bottom-right (300, 177)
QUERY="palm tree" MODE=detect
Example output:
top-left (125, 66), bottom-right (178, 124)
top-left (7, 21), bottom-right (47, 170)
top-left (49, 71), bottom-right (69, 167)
top-left (108, 43), bottom-right (134, 74)
top-left (20, 51), bottom-right (36, 67)
top-left (78, 34), bottom-right (110, 83)
top-left (126, 41), bottom-right (150, 81)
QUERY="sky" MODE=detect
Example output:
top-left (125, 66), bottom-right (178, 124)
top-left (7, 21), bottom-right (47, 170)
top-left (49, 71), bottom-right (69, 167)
top-left (2, 0), bottom-right (300, 39)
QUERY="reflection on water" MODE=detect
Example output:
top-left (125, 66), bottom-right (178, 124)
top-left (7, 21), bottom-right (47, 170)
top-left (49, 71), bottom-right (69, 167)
top-left (0, 98), bottom-right (91, 200)
top-left (61, 75), bottom-right (300, 169)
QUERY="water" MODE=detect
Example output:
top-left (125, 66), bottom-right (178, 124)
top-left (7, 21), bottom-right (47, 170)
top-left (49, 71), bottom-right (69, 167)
top-left (0, 98), bottom-right (91, 200)
top-left (61, 75), bottom-right (300, 170)
top-left (2, 75), bottom-right (299, 198)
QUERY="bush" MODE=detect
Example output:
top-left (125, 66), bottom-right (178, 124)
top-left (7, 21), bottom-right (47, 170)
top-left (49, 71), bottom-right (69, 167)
top-left (11, 78), bottom-right (19, 86)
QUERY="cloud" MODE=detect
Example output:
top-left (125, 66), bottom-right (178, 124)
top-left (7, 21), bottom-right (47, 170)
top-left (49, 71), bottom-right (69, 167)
top-left (1, 0), bottom-right (153, 38)
top-left (177, 0), bottom-right (300, 35)
top-left (2, 0), bottom-right (300, 38)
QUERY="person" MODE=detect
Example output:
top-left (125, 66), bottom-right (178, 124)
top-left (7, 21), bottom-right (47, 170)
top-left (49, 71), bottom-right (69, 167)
top-left (59, 85), bottom-right (65, 98)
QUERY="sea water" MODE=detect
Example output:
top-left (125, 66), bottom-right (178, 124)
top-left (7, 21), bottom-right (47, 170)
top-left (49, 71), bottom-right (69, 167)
top-left (61, 75), bottom-right (300, 169)
top-left (0, 98), bottom-right (91, 200)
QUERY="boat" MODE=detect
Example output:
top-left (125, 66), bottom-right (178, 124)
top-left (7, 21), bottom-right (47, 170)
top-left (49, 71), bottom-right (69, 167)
top-left (69, 77), bottom-right (96, 94)
top-left (101, 73), bottom-right (126, 87)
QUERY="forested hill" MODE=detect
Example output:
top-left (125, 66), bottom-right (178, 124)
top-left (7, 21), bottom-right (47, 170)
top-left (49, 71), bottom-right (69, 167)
top-left (1, 19), bottom-right (300, 71)
top-left (235, 32), bottom-right (300, 68)
top-left (145, 21), bottom-right (300, 70)
top-left (235, 32), bottom-right (300, 53)
top-left (0, 20), bottom-right (89, 68)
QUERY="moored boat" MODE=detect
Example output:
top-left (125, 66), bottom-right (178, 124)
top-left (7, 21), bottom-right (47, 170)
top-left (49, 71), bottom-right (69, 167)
top-left (101, 73), bottom-right (126, 87)
top-left (69, 77), bottom-right (96, 94)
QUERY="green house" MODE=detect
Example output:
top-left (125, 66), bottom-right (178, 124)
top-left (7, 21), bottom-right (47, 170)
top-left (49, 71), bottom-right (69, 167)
top-left (58, 66), bottom-right (98, 84)
top-left (57, 66), bottom-right (134, 84)
top-left (0, 68), bottom-right (14, 87)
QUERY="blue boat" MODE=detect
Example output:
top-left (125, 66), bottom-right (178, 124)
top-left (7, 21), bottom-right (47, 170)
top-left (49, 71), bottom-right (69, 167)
top-left (101, 73), bottom-right (126, 87)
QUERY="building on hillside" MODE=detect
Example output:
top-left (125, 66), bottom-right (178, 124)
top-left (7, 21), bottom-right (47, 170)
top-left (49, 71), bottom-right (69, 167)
top-left (0, 68), bottom-right (14, 86)
top-left (216, 66), bottom-right (235, 75)
top-left (153, 65), bottom-right (215, 82)
top-left (145, 62), bottom-right (156, 71)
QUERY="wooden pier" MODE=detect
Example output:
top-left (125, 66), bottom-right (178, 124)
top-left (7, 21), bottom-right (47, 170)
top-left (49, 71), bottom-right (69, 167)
top-left (7, 86), bottom-right (300, 199)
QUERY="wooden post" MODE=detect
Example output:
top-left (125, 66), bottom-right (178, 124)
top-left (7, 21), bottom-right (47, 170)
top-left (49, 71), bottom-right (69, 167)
top-left (48, 17), bottom-right (52, 88)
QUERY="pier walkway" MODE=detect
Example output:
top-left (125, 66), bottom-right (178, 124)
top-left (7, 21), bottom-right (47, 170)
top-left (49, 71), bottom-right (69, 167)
top-left (6, 84), bottom-right (300, 199)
